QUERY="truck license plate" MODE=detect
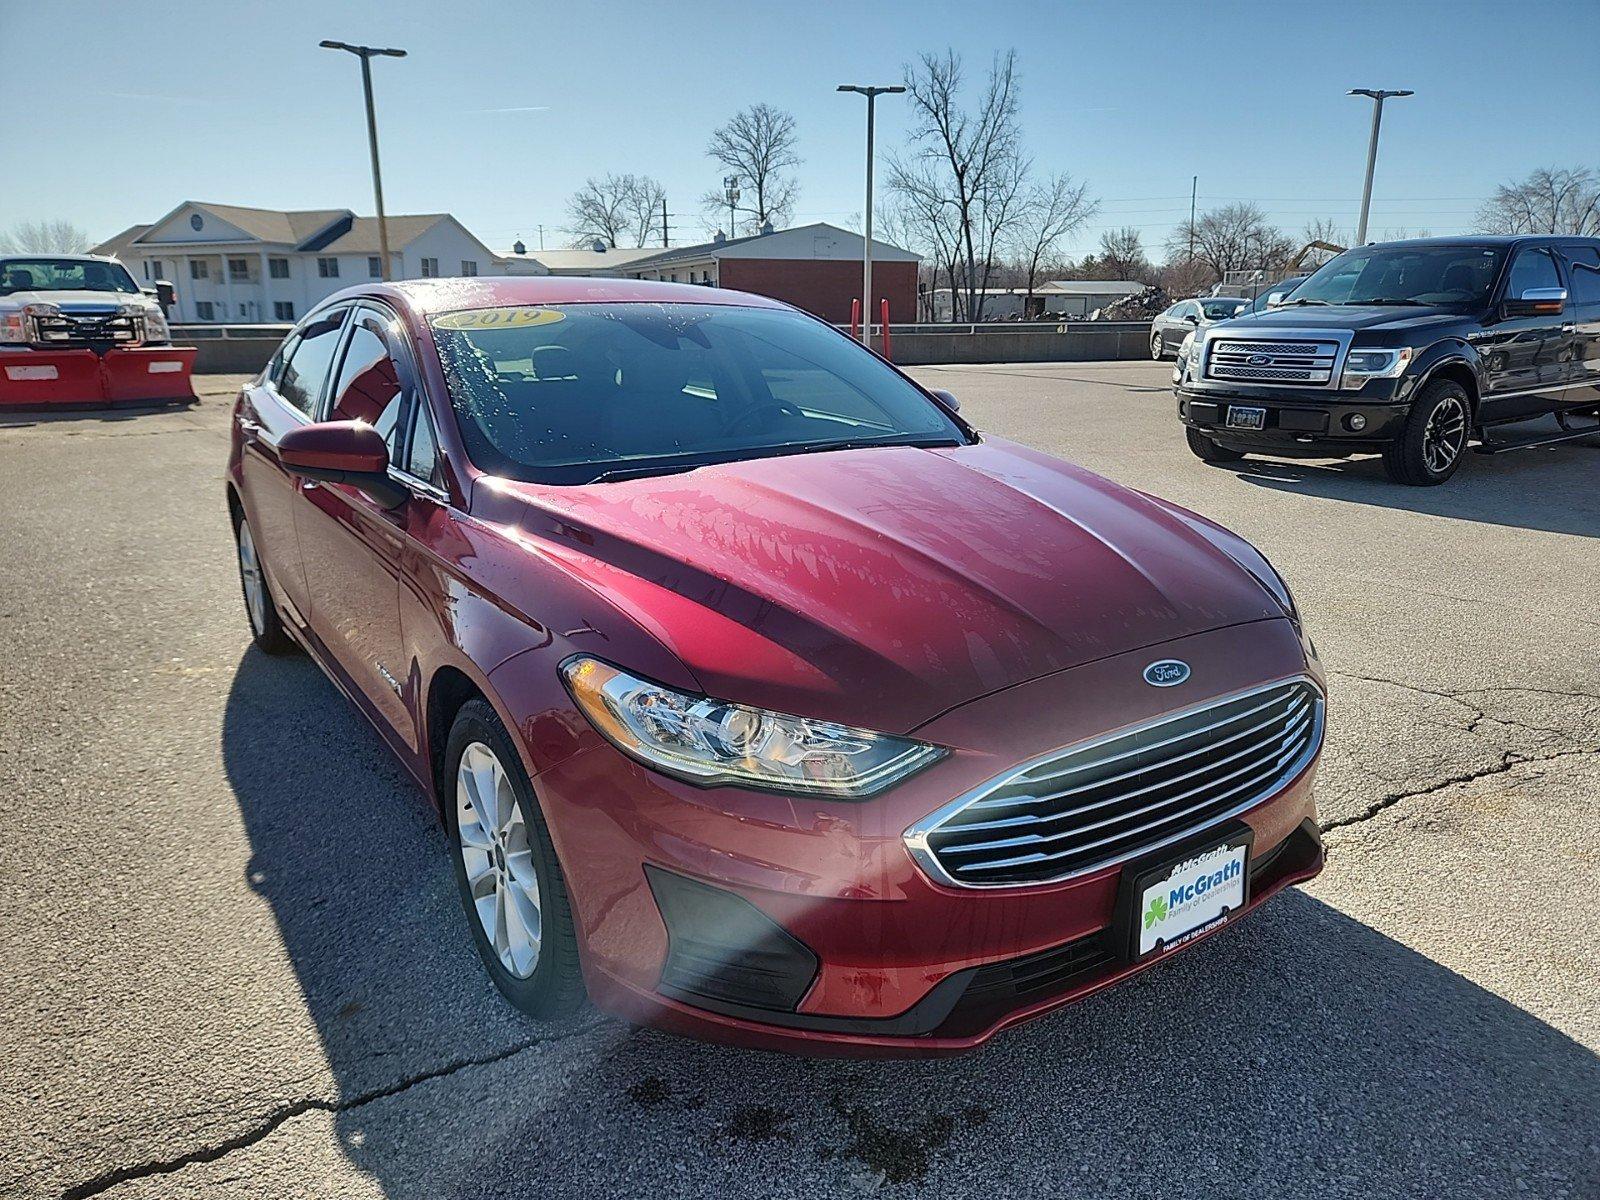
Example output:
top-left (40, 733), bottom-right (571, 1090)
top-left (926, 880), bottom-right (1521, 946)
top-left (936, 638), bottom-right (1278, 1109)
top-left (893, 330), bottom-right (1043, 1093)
top-left (1226, 406), bottom-right (1266, 430)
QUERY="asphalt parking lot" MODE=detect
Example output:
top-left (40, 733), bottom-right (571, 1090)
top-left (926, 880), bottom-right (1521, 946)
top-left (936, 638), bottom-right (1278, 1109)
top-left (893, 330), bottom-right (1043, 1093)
top-left (3, 361), bottom-right (1596, 1200)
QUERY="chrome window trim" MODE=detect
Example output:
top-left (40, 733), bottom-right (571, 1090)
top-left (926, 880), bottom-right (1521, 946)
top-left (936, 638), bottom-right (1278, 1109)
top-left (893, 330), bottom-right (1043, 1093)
top-left (903, 675), bottom-right (1325, 890)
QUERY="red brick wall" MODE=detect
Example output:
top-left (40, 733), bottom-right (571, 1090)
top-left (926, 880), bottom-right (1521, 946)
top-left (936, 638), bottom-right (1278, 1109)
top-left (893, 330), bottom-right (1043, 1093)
top-left (717, 258), bottom-right (918, 324)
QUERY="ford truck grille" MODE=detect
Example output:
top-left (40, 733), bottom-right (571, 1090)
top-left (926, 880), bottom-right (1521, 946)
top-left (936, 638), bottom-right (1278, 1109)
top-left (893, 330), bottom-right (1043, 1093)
top-left (1207, 338), bottom-right (1339, 386)
top-left (32, 309), bottom-right (143, 346)
top-left (907, 680), bottom-right (1323, 888)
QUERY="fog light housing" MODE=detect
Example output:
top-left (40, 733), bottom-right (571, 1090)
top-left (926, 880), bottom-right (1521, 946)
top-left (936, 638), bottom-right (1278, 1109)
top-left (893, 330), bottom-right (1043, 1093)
top-left (645, 865), bottom-right (819, 1012)
top-left (1345, 413), bottom-right (1368, 432)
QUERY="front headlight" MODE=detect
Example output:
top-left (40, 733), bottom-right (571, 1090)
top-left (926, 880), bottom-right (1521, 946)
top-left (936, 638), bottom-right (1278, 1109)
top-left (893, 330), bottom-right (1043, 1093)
top-left (561, 656), bottom-right (945, 798)
top-left (142, 306), bottom-right (170, 343)
top-left (1340, 346), bottom-right (1412, 388)
top-left (0, 303), bottom-right (56, 343)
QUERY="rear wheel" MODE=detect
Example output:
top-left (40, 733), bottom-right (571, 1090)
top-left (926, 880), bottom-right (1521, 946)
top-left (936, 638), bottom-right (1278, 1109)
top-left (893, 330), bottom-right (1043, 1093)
top-left (1383, 380), bottom-right (1471, 486)
top-left (1186, 427), bottom-right (1246, 463)
top-left (445, 698), bottom-right (586, 1020)
top-left (235, 517), bottom-right (294, 654)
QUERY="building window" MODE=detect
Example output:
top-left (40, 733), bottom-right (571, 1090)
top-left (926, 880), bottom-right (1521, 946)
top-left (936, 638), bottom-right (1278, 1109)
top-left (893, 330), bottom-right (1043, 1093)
top-left (273, 301), bottom-right (295, 321)
top-left (228, 257), bottom-right (250, 281)
top-left (368, 256), bottom-right (382, 278)
top-left (150, 260), bottom-right (166, 280)
top-left (195, 301), bottom-right (215, 321)
top-left (269, 257), bottom-right (290, 279)
top-left (669, 273), bottom-right (678, 282)
top-left (318, 257), bottom-right (340, 278)
top-left (239, 303), bottom-right (249, 318)
top-left (460, 260), bottom-right (478, 276)
top-left (189, 260), bottom-right (209, 280)
top-left (421, 257), bottom-right (439, 278)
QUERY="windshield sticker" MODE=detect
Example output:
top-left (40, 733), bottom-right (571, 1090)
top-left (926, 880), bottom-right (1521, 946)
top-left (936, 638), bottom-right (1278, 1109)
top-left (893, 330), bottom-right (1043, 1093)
top-left (433, 307), bottom-right (566, 331)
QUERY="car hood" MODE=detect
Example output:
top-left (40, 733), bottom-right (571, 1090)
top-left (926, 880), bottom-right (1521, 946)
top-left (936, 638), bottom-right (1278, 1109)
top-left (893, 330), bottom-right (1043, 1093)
top-left (485, 438), bottom-right (1281, 733)
top-left (1221, 304), bottom-right (1466, 334)
top-left (0, 289), bottom-right (156, 312)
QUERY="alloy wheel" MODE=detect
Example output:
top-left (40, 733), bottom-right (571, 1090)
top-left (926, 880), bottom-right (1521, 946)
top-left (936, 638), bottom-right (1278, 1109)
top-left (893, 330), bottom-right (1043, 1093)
top-left (1422, 395), bottom-right (1468, 474)
top-left (237, 522), bottom-right (267, 635)
top-left (456, 742), bottom-right (543, 978)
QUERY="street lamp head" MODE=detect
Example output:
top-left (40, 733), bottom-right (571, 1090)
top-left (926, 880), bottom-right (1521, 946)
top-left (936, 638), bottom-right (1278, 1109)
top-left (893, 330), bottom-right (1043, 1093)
top-left (1348, 88), bottom-right (1413, 99)
top-left (837, 84), bottom-right (906, 97)
top-left (320, 39), bottom-right (407, 57)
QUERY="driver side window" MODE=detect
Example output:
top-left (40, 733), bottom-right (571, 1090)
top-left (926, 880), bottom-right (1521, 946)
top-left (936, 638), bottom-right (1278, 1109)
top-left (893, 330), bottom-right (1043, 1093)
top-left (1506, 248), bottom-right (1561, 299)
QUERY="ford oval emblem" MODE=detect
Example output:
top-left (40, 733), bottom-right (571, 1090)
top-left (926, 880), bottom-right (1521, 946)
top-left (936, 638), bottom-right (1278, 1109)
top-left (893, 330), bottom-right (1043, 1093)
top-left (1143, 660), bottom-right (1191, 687)
top-left (1247, 353), bottom-right (1271, 365)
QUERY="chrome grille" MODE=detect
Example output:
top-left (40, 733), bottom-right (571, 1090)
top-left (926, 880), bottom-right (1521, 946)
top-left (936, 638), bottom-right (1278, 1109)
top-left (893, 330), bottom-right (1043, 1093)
top-left (1207, 338), bottom-right (1339, 386)
top-left (32, 309), bottom-right (142, 346)
top-left (907, 679), bottom-right (1323, 888)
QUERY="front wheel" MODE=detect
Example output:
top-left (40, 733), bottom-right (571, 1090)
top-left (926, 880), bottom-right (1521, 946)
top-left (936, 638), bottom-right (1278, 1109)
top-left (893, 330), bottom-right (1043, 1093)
top-left (1186, 427), bottom-right (1246, 463)
top-left (1383, 380), bottom-right (1471, 486)
top-left (1150, 333), bottom-right (1166, 360)
top-left (445, 699), bottom-right (586, 1020)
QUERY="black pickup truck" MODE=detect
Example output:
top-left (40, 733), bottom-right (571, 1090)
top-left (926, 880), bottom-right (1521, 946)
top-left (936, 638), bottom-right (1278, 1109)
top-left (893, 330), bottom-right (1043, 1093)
top-left (1173, 236), bottom-right (1600, 485)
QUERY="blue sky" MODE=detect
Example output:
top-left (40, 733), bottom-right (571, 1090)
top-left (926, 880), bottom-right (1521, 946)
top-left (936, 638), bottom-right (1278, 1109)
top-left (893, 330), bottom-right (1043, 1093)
top-left (5, 0), bottom-right (1594, 258)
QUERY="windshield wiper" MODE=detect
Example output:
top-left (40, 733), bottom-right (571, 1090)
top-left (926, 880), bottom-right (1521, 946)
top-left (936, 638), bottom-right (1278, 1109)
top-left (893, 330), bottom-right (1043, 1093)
top-left (583, 462), bottom-right (706, 484)
top-left (1347, 298), bottom-right (1430, 307)
top-left (580, 437), bottom-right (960, 484)
top-left (1280, 297), bottom-right (1329, 306)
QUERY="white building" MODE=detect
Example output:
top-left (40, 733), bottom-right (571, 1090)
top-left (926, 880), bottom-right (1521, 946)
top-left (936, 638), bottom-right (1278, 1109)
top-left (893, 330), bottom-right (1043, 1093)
top-left (92, 201), bottom-right (503, 324)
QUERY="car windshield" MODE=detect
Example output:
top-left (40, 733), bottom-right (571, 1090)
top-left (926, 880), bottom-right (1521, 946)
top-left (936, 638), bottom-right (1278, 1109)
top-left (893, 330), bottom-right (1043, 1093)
top-left (1201, 299), bottom-right (1246, 319)
top-left (431, 302), bottom-right (969, 484)
top-left (0, 258), bottom-right (141, 296)
top-left (1288, 244), bottom-right (1506, 309)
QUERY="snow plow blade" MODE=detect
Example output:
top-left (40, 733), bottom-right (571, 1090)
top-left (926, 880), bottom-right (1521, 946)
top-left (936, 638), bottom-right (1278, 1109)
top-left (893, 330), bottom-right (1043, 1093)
top-left (0, 346), bottom-right (198, 409)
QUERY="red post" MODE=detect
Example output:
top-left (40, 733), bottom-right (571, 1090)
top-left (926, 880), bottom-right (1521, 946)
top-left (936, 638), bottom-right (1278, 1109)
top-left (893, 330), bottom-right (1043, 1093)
top-left (849, 298), bottom-right (861, 341)
top-left (880, 298), bottom-right (892, 359)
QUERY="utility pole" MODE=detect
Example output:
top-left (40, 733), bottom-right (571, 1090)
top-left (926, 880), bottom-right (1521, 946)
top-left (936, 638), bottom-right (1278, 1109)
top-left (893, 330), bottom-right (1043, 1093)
top-left (320, 40), bottom-right (407, 281)
top-left (661, 197), bottom-right (669, 247)
top-left (1348, 88), bottom-right (1413, 244)
top-left (537, 224), bottom-right (545, 250)
top-left (838, 84), bottom-right (905, 344)
top-left (1189, 175), bottom-right (1197, 261)
top-left (722, 175), bottom-right (739, 236)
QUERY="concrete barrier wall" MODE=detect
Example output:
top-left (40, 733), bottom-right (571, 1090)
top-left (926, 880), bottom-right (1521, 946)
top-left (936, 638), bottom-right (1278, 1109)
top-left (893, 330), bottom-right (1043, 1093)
top-left (176, 321), bottom-right (1157, 374)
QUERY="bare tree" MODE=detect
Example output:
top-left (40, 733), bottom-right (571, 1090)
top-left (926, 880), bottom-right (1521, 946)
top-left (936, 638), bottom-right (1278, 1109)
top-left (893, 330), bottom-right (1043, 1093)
top-left (0, 220), bottom-right (91, 254)
top-left (565, 174), bottom-right (668, 248)
top-left (1166, 202), bottom-right (1293, 283)
top-left (1092, 227), bottom-right (1149, 281)
top-left (893, 49), bottom-right (1029, 322)
top-left (1009, 174), bottom-right (1097, 308)
top-left (699, 104), bottom-right (800, 235)
top-left (1477, 167), bottom-right (1600, 236)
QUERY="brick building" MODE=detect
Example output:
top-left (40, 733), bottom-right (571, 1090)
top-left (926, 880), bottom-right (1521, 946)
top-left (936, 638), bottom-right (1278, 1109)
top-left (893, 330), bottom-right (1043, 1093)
top-left (622, 223), bottom-right (919, 324)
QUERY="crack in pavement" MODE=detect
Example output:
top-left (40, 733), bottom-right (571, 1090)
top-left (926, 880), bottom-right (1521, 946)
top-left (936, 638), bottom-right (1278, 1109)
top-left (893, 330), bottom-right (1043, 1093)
top-left (59, 1019), bottom-right (612, 1200)
top-left (1322, 669), bottom-right (1598, 834)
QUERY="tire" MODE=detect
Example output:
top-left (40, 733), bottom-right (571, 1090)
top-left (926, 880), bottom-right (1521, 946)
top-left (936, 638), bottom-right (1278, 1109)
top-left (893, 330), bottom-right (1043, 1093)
top-left (1383, 379), bottom-right (1471, 486)
top-left (234, 516), bottom-right (295, 654)
top-left (1150, 332), bottom-right (1166, 360)
top-left (1186, 427), bottom-right (1246, 463)
top-left (444, 698), bottom-right (586, 1020)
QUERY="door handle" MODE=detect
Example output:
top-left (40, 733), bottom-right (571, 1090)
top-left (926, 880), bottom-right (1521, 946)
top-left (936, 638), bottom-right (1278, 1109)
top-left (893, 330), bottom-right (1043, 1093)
top-left (238, 418), bottom-right (262, 437)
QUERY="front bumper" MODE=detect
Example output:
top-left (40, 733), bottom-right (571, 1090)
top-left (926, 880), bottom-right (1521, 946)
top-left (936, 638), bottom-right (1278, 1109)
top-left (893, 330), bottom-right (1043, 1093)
top-left (530, 618), bottom-right (1325, 1056)
top-left (1176, 371), bottom-right (1414, 454)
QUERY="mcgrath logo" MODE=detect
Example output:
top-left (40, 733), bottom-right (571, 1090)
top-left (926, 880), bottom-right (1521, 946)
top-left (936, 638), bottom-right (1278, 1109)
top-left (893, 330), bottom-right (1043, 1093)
top-left (1143, 659), bottom-right (1191, 687)
top-left (1143, 894), bottom-right (1169, 930)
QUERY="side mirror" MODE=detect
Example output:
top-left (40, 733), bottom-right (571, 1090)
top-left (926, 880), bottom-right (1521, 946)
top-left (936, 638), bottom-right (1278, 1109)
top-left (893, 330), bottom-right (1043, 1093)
top-left (154, 280), bottom-right (177, 310)
top-left (929, 387), bottom-right (960, 414)
top-left (1183, 313), bottom-right (1199, 324)
top-left (1503, 286), bottom-right (1567, 318)
top-left (278, 421), bottom-right (407, 508)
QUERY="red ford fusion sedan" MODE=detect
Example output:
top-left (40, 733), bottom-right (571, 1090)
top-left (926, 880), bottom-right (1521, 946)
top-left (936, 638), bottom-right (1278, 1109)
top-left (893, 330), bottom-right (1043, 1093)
top-left (226, 277), bottom-right (1325, 1056)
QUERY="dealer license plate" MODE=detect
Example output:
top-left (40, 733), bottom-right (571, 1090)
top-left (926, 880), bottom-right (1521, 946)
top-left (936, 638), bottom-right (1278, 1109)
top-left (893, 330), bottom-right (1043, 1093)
top-left (1225, 405), bottom-right (1266, 430)
top-left (1133, 837), bottom-right (1249, 958)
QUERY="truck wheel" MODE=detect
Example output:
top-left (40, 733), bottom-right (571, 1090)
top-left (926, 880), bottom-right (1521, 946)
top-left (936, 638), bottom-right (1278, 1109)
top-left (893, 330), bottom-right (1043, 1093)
top-left (1186, 427), bottom-right (1246, 463)
top-left (1150, 333), bottom-right (1165, 360)
top-left (1383, 380), bottom-right (1470, 486)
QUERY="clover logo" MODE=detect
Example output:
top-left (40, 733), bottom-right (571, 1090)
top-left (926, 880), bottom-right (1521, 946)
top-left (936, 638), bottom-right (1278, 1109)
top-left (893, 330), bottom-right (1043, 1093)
top-left (1144, 895), bottom-right (1168, 930)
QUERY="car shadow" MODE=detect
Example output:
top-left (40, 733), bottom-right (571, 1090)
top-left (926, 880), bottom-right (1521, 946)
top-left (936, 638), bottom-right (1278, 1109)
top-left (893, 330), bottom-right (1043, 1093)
top-left (1228, 417), bottom-right (1600, 539)
top-left (0, 398), bottom-right (198, 430)
top-left (220, 647), bottom-right (1599, 1198)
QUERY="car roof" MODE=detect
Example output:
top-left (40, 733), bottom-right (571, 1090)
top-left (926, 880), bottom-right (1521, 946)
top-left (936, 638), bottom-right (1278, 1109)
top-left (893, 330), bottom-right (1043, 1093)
top-left (349, 275), bottom-right (795, 318)
top-left (1354, 234), bottom-right (1600, 250)
top-left (0, 252), bottom-right (120, 264)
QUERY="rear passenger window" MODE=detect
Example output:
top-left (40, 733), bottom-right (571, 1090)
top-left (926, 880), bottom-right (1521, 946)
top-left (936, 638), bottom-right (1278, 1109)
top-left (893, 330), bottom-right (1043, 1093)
top-left (1563, 247), bottom-right (1600, 305)
top-left (277, 312), bottom-right (346, 415)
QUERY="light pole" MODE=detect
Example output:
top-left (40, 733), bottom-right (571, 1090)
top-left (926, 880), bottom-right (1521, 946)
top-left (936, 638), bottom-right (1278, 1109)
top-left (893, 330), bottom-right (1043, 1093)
top-left (838, 84), bottom-right (904, 344)
top-left (321, 40), bottom-right (407, 281)
top-left (1348, 88), bottom-right (1413, 245)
